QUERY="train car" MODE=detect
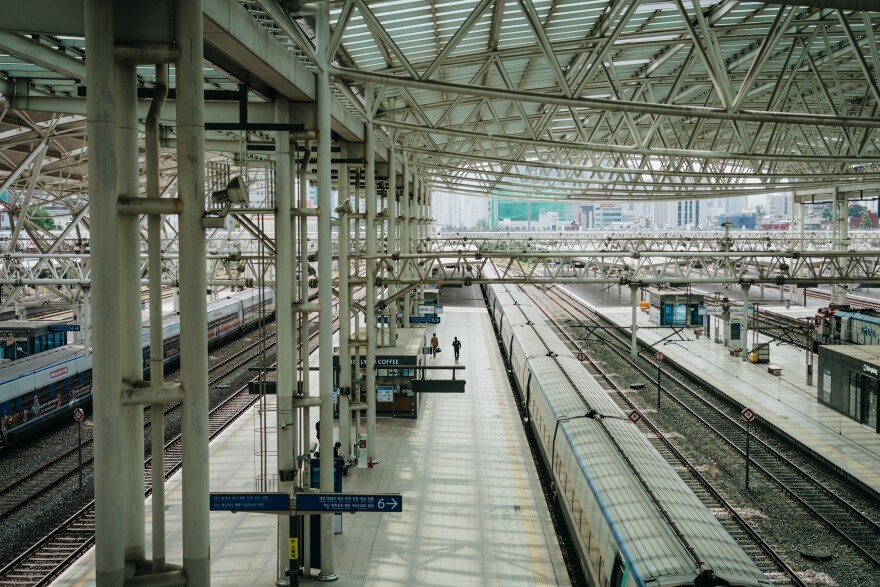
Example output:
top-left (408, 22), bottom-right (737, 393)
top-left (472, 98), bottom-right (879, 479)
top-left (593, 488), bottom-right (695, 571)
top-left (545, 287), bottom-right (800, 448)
top-left (0, 346), bottom-right (91, 446)
top-left (814, 306), bottom-right (880, 347)
top-left (1, 288), bottom-right (275, 447)
top-left (506, 323), bottom-right (569, 381)
top-left (489, 285), bottom-right (771, 587)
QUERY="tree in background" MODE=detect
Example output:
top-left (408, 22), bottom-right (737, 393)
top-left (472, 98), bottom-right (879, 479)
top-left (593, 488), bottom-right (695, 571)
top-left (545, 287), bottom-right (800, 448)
top-left (474, 218), bottom-right (489, 231)
top-left (27, 206), bottom-right (55, 231)
top-left (849, 203), bottom-right (867, 217)
top-left (861, 214), bottom-right (873, 229)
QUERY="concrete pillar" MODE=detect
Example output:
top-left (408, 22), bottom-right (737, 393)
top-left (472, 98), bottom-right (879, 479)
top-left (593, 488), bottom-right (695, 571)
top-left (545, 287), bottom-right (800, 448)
top-left (177, 0), bottom-right (211, 582)
top-left (275, 97), bottom-right (295, 583)
top-left (364, 89), bottom-right (378, 464)
top-left (316, 1), bottom-right (338, 579)
top-left (117, 61), bottom-right (146, 566)
top-left (85, 0), bottom-right (124, 581)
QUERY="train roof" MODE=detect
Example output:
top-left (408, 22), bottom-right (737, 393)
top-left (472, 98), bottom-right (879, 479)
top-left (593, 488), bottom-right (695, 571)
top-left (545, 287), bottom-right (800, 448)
top-left (0, 320), bottom-right (74, 333)
top-left (836, 311), bottom-right (880, 326)
top-left (760, 306), bottom-right (816, 320)
top-left (564, 417), bottom-right (769, 586)
top-left (0, 345), bottom-right (87, 385)
top-left (509, 325), bottom-right (571, 358)
top-left (499, 303), bottom-right (547, 327)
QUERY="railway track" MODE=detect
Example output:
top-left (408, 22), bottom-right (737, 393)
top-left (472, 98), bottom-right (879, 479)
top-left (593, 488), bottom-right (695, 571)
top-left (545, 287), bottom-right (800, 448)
top-left (0, 281), bottom-right (359, 585)
top-left (10, 286), bottom-right (176, 322)
top-left (0, 320), bottom-right (280, 525)
top-left (516, 285), bottom-right (805, 586)
top-left (540, 284), bottom-right (880, 569)
top-left (0, 318), bottom-right (325, 587)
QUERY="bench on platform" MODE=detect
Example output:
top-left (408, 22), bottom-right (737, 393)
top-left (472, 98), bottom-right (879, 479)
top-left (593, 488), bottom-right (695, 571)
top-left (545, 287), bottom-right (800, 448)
top-left (728, 347), bottom-right (742, 357)
top-left (767, 365), bottom-right (783, 376)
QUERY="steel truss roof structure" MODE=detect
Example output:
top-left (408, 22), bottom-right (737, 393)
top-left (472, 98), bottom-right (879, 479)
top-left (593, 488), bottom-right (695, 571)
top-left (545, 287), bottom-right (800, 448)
top-left (0, 0), bottom-right (877, 303)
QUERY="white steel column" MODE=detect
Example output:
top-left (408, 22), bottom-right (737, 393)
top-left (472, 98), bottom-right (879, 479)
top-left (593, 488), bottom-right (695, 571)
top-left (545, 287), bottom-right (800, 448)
top-left (117, 61), bottom-right (146, 566)
top-left (82, 286), bottom-right (92, 351)
top-left (338, 200), bottom-right (352, 459)
top-left (275, 97), bottom-right (295, 584)
top-left (85, 0), bottom-right (123, 581)
top-left (337, 160), bottom-right (352, 459)
top-left (417, 182), bottom-right (424, 314)
top-left (741, 284), bottom-right (750, 363)
top-left (387, 135), bottom-right (398, 344)
top-left (298, 153), bottom-right (311, 483)
top-left (364, 87), bottom-right (378, 464)
top-left (177, 0), bottom-right (211, 582)
top-left (832, 188), bottom-right (848, 306)
top-left (146, 62), bottom-right (169, 575)
top-left (316, 1), bottom-right (338, 580)
top-left (400, 161), bottom-right (411, 325)
top-left (630, 285), bottom-right (638, 358)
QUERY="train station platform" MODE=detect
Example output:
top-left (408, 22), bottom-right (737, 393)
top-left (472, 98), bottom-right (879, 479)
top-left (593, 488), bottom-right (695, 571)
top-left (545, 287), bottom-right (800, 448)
top-left (51, 286), bottom-right (570, 586)
top-left (563, 284), bottom-right (880, 498)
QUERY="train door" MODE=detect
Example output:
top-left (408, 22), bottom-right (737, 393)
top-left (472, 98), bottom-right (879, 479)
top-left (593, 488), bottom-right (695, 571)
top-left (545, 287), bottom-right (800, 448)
top-left (863, 376), bottom-right (878, 432)
top-left (610, 553), bottom-right (628, 587)
top-left (849, 373), bottom-right (862, 421)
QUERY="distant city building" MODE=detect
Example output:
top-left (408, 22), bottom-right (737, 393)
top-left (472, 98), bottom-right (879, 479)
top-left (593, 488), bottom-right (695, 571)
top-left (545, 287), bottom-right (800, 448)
top-left (489, 198), bottom-right (575, 231)
top-left (767, 193), bottom-right (792, 218)
top-left (537, 211), bottom-right (560, 230)
top-left (653, 200), bottom-right (704, 229)
top-left (433, 191), bottom-right (489, 229)
top-left (719, 213), bottom-right (757, 230)
top-left (715, 196), bottom-right (747, 216)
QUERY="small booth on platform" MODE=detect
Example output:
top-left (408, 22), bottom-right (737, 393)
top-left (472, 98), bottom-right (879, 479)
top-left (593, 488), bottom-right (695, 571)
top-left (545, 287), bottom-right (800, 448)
top-left (0, 320), bottom-right (74, 361)
top-left (818, 345), bottom-right (880, 433)
top-left (333, 327), bottom-right (427, 419)
top-left (647, 288), bottom-right (704, 327)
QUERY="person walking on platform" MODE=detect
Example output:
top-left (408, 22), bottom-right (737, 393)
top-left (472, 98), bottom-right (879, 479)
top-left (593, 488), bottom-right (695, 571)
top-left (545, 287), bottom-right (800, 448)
top-left (430, 333), bottom-right (439, 359)
top-left (452, 337), bottom-right (462, 362)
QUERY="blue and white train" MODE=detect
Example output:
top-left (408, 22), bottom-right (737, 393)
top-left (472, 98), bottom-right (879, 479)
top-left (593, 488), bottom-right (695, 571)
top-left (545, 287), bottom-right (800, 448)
top-left (0, 288), bottom-right (276, 446)
top-left (814, 306), bottom-right (880, 348)
top-left (486, 284), bottom-right (771, 587)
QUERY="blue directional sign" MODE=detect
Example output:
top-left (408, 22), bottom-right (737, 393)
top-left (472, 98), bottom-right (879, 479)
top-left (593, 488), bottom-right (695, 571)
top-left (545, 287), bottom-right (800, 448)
top-left (210, 492), bottom-right (290, 512)
top-left (295, 492), bottom-right (402, 513)
top-left (49, 324), bottom-right (81, 332)
top-left (409, 316), bottom-right (440, 324)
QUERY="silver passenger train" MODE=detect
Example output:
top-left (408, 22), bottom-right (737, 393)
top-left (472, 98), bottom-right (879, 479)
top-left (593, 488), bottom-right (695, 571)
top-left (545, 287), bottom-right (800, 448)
top-left (486, 284), bottom-right (771, 587)
top-left (0, 288), bottom-right (276, 446)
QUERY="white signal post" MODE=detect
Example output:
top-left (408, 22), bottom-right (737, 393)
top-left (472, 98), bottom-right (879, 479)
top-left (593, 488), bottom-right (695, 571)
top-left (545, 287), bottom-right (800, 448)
top-left (74, 408), bottom-right (84, 489)
top-left (655, 351), bottom-right (665, 410)
top-left (741, 408), bottom-right (756, 490)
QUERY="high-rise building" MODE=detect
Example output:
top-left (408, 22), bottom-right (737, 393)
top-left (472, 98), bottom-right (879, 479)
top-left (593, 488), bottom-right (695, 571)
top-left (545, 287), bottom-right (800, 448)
top-left (653, 200), bottom-right (704, 228)
top-left (767, 193), bottom-right (792, 218)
